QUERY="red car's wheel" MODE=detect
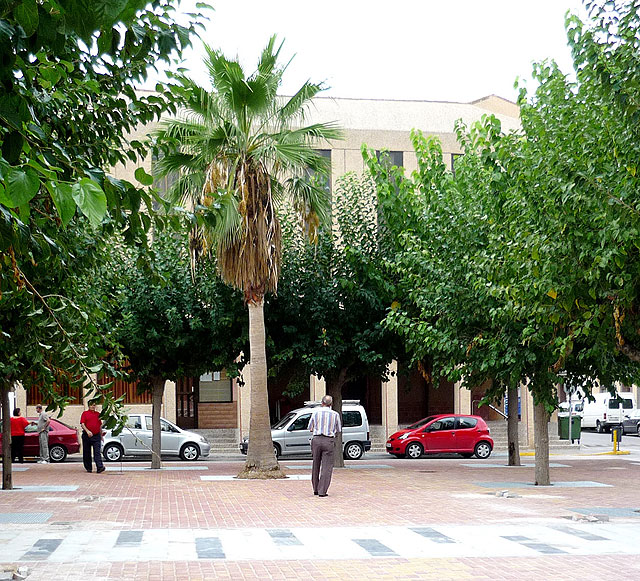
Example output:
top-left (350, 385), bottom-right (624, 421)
top-left (49, 444), bottom-right (67, 463)
top-left (474, 441), bottom-right (492, 459)
top-left (405, 442), bottom-right (424, 459)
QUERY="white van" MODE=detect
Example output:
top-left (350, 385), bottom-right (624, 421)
top-left (581, 392), bottom-right (636, 433)
top-left (239, 400), bottom-right (371, 460)
top-left (558, 400), bottom-right (584, 418)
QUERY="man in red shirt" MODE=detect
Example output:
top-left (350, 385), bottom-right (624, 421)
top-left (80, 400), bottom-right (105, 473)
top-left (10, 408), bottom-right (30, 463)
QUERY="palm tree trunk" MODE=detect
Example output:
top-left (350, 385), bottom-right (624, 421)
top-left (150, 376), bottom-right (164, 470)
top-left (534, 401), bottom-right (550, 485)
top-left (1, 382), bottom-right (12, 490)
top-left (507, 383), bottom-right (521, 466)
top-left (238, 300), bottom-right (285, 478)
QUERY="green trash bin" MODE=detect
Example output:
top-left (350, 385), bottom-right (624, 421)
top-left (558, 415), bottom-right (581, 441)
top-left (558, 415), bottom-right (569, 439)
top-left (569, 415), bottom-right (581, 441)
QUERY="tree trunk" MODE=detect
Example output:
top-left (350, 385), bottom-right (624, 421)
top-left (507, 383), bottom-right (521, 466)
top-left (534, 401), bottom-right (550, 485)
top-left (150, 376), bottom-right (164, 470)
top-left (238, 300), bottom-right (285, 478)
top-left (1, 382), bottom-right (12, 490)
top-left (327, 369), bottom-right (347, 469)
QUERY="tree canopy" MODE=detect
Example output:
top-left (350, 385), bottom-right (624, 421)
top-left (0, 0), bottom-right (201, 488)
top-left (0, 0), bottom-right (202, 404)
top-left (364, 0), bottom-right (640, 483)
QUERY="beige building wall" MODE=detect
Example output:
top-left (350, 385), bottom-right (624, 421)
top-left (453, 379), bottom-right (472, 415)
top-left (114, 92), bottom-right (521, 202)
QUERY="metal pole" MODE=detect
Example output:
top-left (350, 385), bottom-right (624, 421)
top-left (568, 391), bottom-right (573, 443)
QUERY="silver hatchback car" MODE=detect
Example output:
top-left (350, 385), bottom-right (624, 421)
top-left (102, 413), bottom-right (210, 461)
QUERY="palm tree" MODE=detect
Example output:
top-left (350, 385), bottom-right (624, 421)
top-left (154, 36), bottom-right (341, 477)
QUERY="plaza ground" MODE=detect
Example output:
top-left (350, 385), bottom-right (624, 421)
top-left (1, 436), bottom-right (640, 580)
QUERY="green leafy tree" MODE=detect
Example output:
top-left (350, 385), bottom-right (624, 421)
top-left (364, 0), bottom-right (640, 484)
top-left (97, 234), bottom-right (247, 469)
top-left (267, 173), bottom-right (402, 467)
top-left (0, 0), bottom-right (200, 488)
top-left (154, 36), bottom-right (342, 477)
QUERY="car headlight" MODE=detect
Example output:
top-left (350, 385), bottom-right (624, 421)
top-left (199, 436), bottom-right (207, 443)
top-left (398, 433), bottom-right (410, 440)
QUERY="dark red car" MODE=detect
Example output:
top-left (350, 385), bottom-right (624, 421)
top-left (1, 418), bottom-right (80, 462)
top-left (386, 414), bottom-right (493, 459)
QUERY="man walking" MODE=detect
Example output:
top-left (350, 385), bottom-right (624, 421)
top-left (308, 395), bottom-right (341, 497)
top-left (35, 404), bottom-right (50, 464)
top-left (80, 400), bottom-right (105, 473)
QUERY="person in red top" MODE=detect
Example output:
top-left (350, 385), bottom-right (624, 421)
top-left (80, 400), bottom-right (105, 473)
top-left (10, 408), bottom-right (30, 463)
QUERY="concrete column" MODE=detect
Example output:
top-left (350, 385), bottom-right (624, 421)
top-left (237, 362), bottom-right (251, 439)
top-left (163, 380), bottom-right (176, 423)
top-left (381, 361), bottom-right (398, 440)
top-left (15, 382), bottom-right (27, 412)
top-left (310, 375), bottom-right (326, 402)
top-left (82, 374), bottom-right (98, 408)
top-left (454, 380), bottom-right (472, 415)
top-left (519, 381), bottom-right (534, 448)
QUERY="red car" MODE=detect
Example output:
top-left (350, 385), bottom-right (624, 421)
top-left (386, 414), bottom-right (493, 459)
top-left (1, 418), bottom-right (80, 462)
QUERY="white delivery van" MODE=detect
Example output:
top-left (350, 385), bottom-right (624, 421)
top-left (581, 392), bottom-right (636, 433)
top-left (558, 400), bottom-right (584, 418)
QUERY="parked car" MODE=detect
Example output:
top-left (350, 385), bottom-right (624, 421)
top-left (386, 414), bottom-right (494, 459)
top-left (239, 400), bottom-right (371, 460)
top-left (102, 413), bottom-right (210, 461)
top-left (582, 392), bottom-right (636, 433)
top-left (622, 409), bottom-right (640, 436)
top-left (0, 418), bottom-right (80, 462)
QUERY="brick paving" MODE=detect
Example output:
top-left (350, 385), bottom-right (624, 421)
top-left (1, 452), bottom-right (640, 579)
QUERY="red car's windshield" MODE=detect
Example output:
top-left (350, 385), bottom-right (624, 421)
top-left (406, 416), bottom-right (438, 430)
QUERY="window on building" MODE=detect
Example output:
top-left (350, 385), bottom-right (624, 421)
top-left (376, 150), bottom-right (403, 168)
top-left (450, 153), bottom-right (462, 177)
top-left (305, 149), bottom-right (332, 195)
top-left (151, 152), bottom-right (179, 200)
top-left (199, 370), bottom-right (232, 403)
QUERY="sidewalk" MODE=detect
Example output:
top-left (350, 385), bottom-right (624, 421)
top-left (2, 450), bottom-right (640, 580)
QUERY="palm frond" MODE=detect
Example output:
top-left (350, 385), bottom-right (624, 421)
top-left (279, 81), bottom-right (326, 123)
top-left (285, 173), bottom-right (331, 233)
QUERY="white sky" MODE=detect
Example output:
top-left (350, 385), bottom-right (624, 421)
top-left (168, 0), bottom-right (587, 103)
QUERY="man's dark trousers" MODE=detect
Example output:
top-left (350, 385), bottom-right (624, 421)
top-left (311, 435), bottom-right (335, 496)
top-left (82, 433), bottom-right (104, 472)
